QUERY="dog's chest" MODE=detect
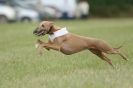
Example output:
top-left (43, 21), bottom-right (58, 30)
top-left (48, 27), bottom-right (68, 42)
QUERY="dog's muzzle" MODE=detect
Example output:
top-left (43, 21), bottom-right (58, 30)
top-left (33, 28), bottom-right (46, 36)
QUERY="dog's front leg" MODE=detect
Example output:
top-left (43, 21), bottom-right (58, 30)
top-left (37, 39), bottom-right (61, 51)
top-left (42, 43), bottom-right (61, 51)
top-left (45, 40), bottom-right (53, 51)
top-left (36, 39), bottom-right (50, 51)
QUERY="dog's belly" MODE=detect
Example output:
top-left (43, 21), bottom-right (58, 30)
top-left (60, 42), bottom-right (87, 55)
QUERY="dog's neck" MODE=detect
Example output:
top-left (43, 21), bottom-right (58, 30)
top-left (48, 27), bottom-right (69, 41)
top-left (48, 25), bottom-right (60, 34)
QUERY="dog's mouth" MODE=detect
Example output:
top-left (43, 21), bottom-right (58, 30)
top-left (33, 30), bottom-right (47, 36)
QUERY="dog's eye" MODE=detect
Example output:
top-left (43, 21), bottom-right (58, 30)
top-left (42, 24), bottom-right (44, 28)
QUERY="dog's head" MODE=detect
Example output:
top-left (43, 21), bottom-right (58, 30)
top-left (33, 21), bottom-right (54, 36)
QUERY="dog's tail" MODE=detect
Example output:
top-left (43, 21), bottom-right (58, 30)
top-left (114, 45), bottom-right (123, 50)
top-left (113, 41), bottom-right (126, 50)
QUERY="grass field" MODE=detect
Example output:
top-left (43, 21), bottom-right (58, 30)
top-left (0, 18), bottom-right (133, 88)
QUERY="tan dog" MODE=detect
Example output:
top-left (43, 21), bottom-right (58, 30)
top-left (33, 21), bottom-right (127, 67)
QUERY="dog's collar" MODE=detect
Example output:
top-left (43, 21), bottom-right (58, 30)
top-left (48, 27), bottom-right (68, 41)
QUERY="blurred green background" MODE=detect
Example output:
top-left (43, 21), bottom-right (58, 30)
top-left (0, 18), bottom-right (133, 88)
top-left (0, 0), bottom-right (133, 88)
top-left (89, 0), bottom-right (133, 17)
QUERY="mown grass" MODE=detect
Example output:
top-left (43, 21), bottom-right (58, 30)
top-left (0, 18), bottom-right (133, 88)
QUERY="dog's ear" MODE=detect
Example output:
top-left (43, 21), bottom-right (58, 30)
top-left (48, 21), bottom-right (54, 28)
top-left (41, 21), bottom-right (54, 29)
top-left (40, 21), bottom-right (54, 34)
top-left (43, 21), bottom-right (54, 30)
top-left (46, 21), bottom-right (54, 34)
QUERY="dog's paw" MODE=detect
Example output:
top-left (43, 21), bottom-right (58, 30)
top-left (35, 43), bottom-right (43, 56)
top-left (35, 43), bottom-right (39, 48)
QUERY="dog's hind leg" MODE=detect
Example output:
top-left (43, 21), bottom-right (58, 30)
top-left (89, 49), bottom-right (114, 67)
top-left (105, 49), bottom-right (128, 61)
top-left (117, 51), bottom-right (128, 61)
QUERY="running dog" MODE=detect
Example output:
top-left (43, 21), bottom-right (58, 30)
top-left (33, 21), bottom-right (127, 67)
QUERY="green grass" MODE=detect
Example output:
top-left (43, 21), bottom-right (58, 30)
top-left (0, 18), bottom-right (133, 88)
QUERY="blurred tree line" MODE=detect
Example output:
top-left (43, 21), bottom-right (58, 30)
top-left (88, 0), bottom-right (133, 17)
